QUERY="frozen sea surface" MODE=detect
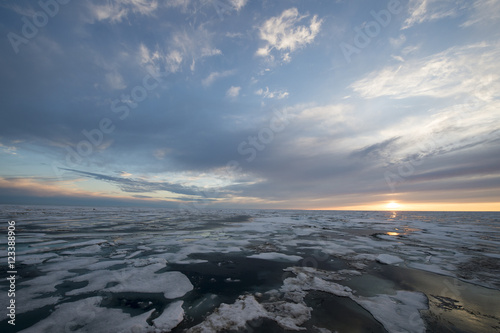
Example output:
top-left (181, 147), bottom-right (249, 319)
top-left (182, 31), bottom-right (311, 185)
top-left (0, 206), bottom-right (499, 332)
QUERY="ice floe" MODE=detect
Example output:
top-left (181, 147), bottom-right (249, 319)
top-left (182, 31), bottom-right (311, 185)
top-left (18, 296), bottom-right (185, 333)
top-left (376, 254), bottom-right (404, 265)
top-left (248, 252), bottom-right (303, 262)
top-left (68, 263), bottom-right (193, 299)
top-left (186, 295), bottom-right (312, 332)
top-left (355, 291), bottom-right (428, 333)
top-left (152, 300), bottom-right (185, 332)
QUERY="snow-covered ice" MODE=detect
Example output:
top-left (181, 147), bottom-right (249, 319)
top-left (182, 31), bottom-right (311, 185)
top-left (248, 252), bottom-right (303, 262)
top-left (1, 206), bottom-right (498, 332)
top-left (376, 253), bottom-right (404, 265)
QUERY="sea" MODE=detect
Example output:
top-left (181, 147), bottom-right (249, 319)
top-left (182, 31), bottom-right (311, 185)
top-left (0, 205), bottom-right (499, 333)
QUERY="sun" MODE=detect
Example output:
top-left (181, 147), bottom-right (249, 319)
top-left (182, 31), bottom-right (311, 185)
top-left (386, 201), bottom-right (401, 210)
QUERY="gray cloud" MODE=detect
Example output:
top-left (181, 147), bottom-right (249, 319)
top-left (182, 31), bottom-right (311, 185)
top-left (60, 168), bottom-right (204, 197)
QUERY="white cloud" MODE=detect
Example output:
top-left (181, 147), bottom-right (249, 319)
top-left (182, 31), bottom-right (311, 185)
top-left (105, 71), bottom-right (127, 90)
top-left (226, 32), bottom-right (244, 38)
top-left (169, 28), bottom-right (222, 63)
top-left (165, 50), bottom-right (183, 73)
top-left (226, 86), bottom-right (241, 98)
top-left (391, 55), bottom-right (405, 62)
top-left (91, 4), bottom-right (127, 22)
top-left (350, 43), bottom-right (500, 101)
top-left (461, 0), bottom-right (500, 27)
top-left (138, 44), bottom-right (184, 76)
top-left (296, 104), bottom-right (353, 128)
top-left (402, 0), bottom-right (460, 29)
top-left (402, 44), bottom-right (421, 55)
top-left (127, 0), bottom-right (159, 15)
top-left (402, 0), bottom-right (429, 29)
top-left (119, 171), bottom-right (133, 178)
top-left (137, 26), bottom-right (221, 76)
top-left (0, 142), bottom-right (17, 155)
top-left (389, 34), bottom-right (406, 48)
top-left (165, 0), bottom-right (191, 9)
top-left (88, 0), bottom-right (158, 23)
top-left (255, 87), bottom-right (289, 99)
top-left (229, 0), bottom-right (248, 11)
top-left (375, 97), bottom-right (500, 166)
top-left (202, 70), bottom-right (236, 86)
top-left (256, 8), bottom-right (322, 62)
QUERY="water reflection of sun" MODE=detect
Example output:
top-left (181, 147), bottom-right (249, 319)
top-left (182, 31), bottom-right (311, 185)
top-left (386, 201), bottom-right (401, 210)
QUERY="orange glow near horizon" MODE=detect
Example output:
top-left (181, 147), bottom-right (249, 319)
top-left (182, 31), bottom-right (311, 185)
top-left (1, 177), bottom-right (499, 211)
top-left (320, 200), bottom-right (500, 212)
top-left (386, 201), bottom-right (401, 210)
top-left (320, 202), bottom-right (500, 212)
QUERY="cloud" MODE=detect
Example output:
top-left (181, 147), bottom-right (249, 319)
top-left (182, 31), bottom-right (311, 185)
top-left (402, 0), bottom-right (459, 29)
top-left (1, 0), bottom-right (498, 210)
top-left (59, 168), bottom-right (207, 197)
top-left (88, 0), bottom-right (158, 23)
top-left (351, 137), bottom-right (401, 160)
top-left (391, 55), bottom-right (405, 62)
top-left (1, 3), bottom-right (37, 17)
top-left (461, 0), bottom-right (500, 27)
top-left (105, 71), bottom-right (127, 90)
top-left (255, 87), bottom-right (289, 99)
top-left (153, 148), bottom-right (171, 160)
top-left (226, 86), bottom-right (241, 98)
top-left (169, 27), bottom-right (222, 68)
top-left (0, 176), bottom-right (181, 207)
top-left (256, 8), bottom-right (322, 61)
top-left (137, 26), bottom-right (221, 77)
top-left (0, 142), bottom-right (17, 155)
top-left (350, 42), bottom-right (500, 100)
top-left (202, 70), bottom-right (236, 86)
top-left (229, 0), bottom-right (248, 11)
top-left (389, 34), bottom-right (406, 48)
top-left (0, 176), bottom-right (109, 199)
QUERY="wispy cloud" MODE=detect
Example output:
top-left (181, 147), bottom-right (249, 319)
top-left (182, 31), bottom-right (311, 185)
top-left (1, 3), bottom-right (37, 17)
top-left (402, 0), bottom-right (460, 29)
top-left (59, 168), bottom-right (208, 197)
top-left (229, 0), bottom-right (248, 12)
top-left (255, 87), bottom-right (289, 99)
top-left (461, 0), bottom-right (500, 27)
top-left (137, 26), bottom-right (221, 76)
top-left (0, 142), bottom-right (17, 155)
top-left (256, 8), bottom-right (322, 62)
top-left (351, 137), bottom-right (401, 160)
top-left (202, 70), bottom-right (236, 86)
top-left (88, 0), bottom-right (158, 23)
top-left (350, 43), bottom-right (500, 100)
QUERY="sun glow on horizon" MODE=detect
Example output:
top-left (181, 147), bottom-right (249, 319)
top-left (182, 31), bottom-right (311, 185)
top-left (386, 201), bottom-right (401, 210)
top-left (317, 201), bottom-right (499, 212)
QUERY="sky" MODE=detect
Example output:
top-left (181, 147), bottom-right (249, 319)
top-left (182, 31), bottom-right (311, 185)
top-left (0, 0), bottom-right (499, 211)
